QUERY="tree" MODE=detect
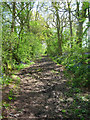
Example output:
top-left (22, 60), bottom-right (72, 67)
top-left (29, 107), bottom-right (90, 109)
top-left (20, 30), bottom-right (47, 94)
top-left (67, 0), bottom-right (73, 48)
top-left (11, 2), bottom-right (16, 32)
top-left (52, 2), bottom-right (62, 55)
top-left (76, 1), bottom-right (88, 47)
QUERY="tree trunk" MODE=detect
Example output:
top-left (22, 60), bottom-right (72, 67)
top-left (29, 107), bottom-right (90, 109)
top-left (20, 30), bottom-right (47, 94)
top-left (35, 2), bottom-right (39, 21)
top-left (56, 7), bottom-right (62, 55)
top-left (67, 1), bottom-right (73, 48)
top-left (76, 1), bottom-right (87, 47)
top-left (57, 13), bottom-right (62, 55)
top-left (18, 2), bottom-right (24, 39)
top-left (52, 2), bottom-right (62, 55)
top-left (77, 21), bottom-right (83, 47)
top-left (88, 5), bottom-right (90, 22)
top-left (88, 3), bottom-right (90, 49)
top-left (26, 2), bottom-right (32, 32)
top-left (11, 2), bottom-right (16, 32)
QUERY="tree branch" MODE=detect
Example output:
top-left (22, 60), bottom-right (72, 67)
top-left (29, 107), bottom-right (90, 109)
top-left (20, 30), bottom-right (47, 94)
top-left (4, 2), bottom-right (12, 13)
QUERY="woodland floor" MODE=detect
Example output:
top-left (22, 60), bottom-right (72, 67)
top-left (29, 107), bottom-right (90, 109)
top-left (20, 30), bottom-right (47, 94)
top-left (2, 56), bottom-right (90, 120)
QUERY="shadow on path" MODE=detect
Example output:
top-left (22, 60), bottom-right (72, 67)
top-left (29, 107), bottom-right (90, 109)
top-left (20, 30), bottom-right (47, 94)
top-left (2, 56), bottom-right (84, 120)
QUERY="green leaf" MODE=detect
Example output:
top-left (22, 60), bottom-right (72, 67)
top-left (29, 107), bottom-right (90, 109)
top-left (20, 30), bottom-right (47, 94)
top-left (62, 109), bottom-right (66, 113)
top-left (8, 96), bottom-right (12, 100)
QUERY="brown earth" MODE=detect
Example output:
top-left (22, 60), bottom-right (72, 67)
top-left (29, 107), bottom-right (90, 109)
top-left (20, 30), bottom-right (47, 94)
top-left (2, 56), bottom-right (90, 120)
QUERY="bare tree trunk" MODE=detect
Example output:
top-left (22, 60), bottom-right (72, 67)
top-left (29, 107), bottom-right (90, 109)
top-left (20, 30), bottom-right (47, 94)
top-left (88, 3), bottom-right (90, 49)
top-left (77, 21), bottom-right (83, 47)
top-left (27, 6), bottom-right (30, 32)
top-left (56, 9), bottom-right (62, 55)
top-left (76, 1), bottom-right (87, 47)
top-left (11, 2), bottom-right (16, 32)
top-left (67, 1), bottom-right (73, 48)
top-left (35, 2), bottom-right (39, 21)
top-left (52, 2), bottom-right (62, 55)
top-left (88, 4), bottom-right (90, 22)
top-left (26, 2), bottom-right (34, 32)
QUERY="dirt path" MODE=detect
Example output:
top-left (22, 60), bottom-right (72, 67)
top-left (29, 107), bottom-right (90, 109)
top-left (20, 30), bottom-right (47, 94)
top-left (2, 56), bottom-right (89, 120)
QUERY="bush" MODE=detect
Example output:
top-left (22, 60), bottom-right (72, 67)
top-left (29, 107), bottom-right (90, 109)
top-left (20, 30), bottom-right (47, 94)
top-left (54, 46), bottom-right (89, 87)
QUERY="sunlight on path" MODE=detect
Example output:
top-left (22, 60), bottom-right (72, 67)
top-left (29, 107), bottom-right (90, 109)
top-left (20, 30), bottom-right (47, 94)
top-left (3, 56), bottom-right (86, 120)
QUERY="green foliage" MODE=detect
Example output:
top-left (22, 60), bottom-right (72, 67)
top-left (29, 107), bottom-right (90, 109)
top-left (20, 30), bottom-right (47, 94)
top-left (2, 0), bottom-right (89, 92)
top-left (2, 30), bottom-right (20, 72)
top-left (14, 61), bottom-right (35, 70)
top-left (68, 92), bottom-right (90, 119)
top-left (8, 89), bottom-right (16, 101)
top-left (1, 75), bottom-right (13, 85)
top-left (62, 109), bottom-right (66, 113)
top-left (2, 20), bottom-right (46, 74)
top-left (46, 30), bottom-right (58, 56)
top-left (54, 44), bottom-right (89, 87)
top-left (61, 86), bottom-right (90, 120)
